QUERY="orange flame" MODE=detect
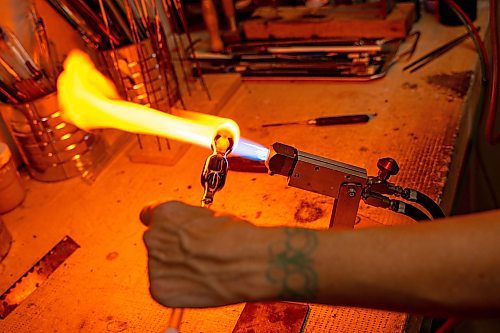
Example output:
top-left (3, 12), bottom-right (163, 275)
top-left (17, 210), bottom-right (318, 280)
top-left (57, 50), bottom-right (240, 150)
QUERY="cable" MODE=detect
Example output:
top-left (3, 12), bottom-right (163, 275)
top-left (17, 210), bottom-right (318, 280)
top-left (442, 3), bottom-right (496, 329)
top-left (447, 0), bottom-right (497, 213)
top-left (486, 0), bottom-right (500, 144)
top-left (415, 192), bottom-right (445, 219)
top-left (390, 200), bottom-right (431, 221)
top-left (442, 0), bottom-right (491, 145)
top-left (442, 0), bottom-right (488, 82)
top-left (409, 190), bottom-right (445, 219)
top-left (443, 0), bottom-right (499, 145)
top-left (435, 317), bottom-right (461, 333)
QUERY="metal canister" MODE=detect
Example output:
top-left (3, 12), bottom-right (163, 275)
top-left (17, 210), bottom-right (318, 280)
top-left (10, 93), bottom-right (106, 182)
top-left (0, 142), bottom-right (25, 213)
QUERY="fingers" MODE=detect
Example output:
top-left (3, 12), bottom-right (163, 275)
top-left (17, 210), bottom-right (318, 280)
top-left (140, 200), bottom-right (190, 227)
top-left (140, 201), bottom-right (214, 227)
top-left (154, 201), bottom-right (214, 226)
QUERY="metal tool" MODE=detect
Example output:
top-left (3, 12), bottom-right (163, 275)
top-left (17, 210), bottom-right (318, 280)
top-left (0, 236), bottom-right (80, 319)
top-left (386, 30), bottom-right (421, 69)
top-left (192, 38), bottom-right (400, 80)
top-left (266, 142), bottom-right (444, 228)
top-left (403, 29), bottom-right (478, 73)
top-left (46, 0), bottom-right (104, 48)
top-left (223, 37), bottom-right (389, 55)
top-left (262, 114), bottom-right (375, 128)
top-left (0, 26), bottom-right (54, 101)
top-left (200, 130), bottom-right (235, 207)
top-left (33, 16), bottom-right (57, 85)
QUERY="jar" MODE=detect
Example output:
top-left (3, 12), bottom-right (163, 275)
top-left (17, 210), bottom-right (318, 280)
top-left (0, 216), bottom-right (11, 262)
top-left (0, 142), bottom-right (26, 213)
top-left (11, 93), bottom-right (106, 182)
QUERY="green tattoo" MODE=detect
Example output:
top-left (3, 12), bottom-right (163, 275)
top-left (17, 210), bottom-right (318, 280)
top-left (266, 227), bottom-right (318, 301)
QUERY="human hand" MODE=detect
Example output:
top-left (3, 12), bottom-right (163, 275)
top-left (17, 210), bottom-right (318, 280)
top-left (140, 201), bottom-right (280, 308)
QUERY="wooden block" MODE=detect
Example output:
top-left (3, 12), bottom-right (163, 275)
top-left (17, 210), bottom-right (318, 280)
top-left (242, 3), bottom-right (415, 40)
top-left (232, 302), bottom-right (310, 333)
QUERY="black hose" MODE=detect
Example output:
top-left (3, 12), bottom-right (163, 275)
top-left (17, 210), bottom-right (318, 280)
top-left (403, 189), bottom-right (445, 220)
top-left (391, 200), bottom-right (431, 222)
top-left (415, 191), bottom-right (445, 219)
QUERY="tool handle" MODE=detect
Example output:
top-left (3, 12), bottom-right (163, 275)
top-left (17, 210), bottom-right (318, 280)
top-left (312, 114), bottom-right (371, 126)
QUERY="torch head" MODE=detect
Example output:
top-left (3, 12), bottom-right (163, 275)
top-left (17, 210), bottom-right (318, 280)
top-left (265, 142), bottom-right (297, 176)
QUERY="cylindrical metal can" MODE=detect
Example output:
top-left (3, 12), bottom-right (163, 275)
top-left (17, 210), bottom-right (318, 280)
top-left (9, 93), bottom-right (106, 182)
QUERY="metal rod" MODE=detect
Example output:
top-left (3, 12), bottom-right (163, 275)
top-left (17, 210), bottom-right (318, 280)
top-left (158, 0), bottom-right (192, 97)
top-left (154, 8), bottom-right (186, 110)
top-left (403, 30), bottom-right (475, 73)
top-left (167, 308), bottom-right (184, 331)
top-left (168, 0), bottom-right (211, 99)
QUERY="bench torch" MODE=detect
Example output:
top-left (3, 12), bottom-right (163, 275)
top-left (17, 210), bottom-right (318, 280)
top-left (201, 141), bottom-right (444, 227)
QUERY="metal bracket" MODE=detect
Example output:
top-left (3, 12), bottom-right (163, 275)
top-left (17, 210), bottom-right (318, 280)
top-left (284, 148), bottom-right (367, 229)
top-left (330, 183), bottom-right (363, 229)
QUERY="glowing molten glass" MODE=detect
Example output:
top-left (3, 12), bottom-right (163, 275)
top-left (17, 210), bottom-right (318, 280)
top-left (57, 50), bottom-right (240, 151)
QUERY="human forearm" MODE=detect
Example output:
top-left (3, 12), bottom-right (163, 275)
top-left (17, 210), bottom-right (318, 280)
top-left (309, 209), bottom-right (500, 316)
top-left (143, 202), bottom-right (500, 316)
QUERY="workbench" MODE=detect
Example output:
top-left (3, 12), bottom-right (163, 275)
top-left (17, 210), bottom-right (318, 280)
top-left (0, 4), bottom-right (488, 332)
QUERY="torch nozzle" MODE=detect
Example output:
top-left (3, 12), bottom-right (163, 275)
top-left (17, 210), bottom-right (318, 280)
top-left (265, 142), bottom-right (297, 176)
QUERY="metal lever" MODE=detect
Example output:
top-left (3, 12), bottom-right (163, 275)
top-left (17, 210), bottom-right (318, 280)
top-left (377, 157), bottom-right (399, 181)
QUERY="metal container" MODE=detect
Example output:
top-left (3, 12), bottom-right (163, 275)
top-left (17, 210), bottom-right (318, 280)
top-left (99, 38), bottom-right (180, 112)
top-left (99, 38), bottom-right (185, 162)
top-left (9, 93), bottom-right (106, 182)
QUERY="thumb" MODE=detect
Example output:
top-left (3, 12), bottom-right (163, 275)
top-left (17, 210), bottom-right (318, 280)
top-left (139, 201), bottom-right (163, 227)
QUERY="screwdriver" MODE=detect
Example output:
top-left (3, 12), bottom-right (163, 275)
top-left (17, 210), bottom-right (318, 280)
top-left (262, 113), bottom-right (376, 127)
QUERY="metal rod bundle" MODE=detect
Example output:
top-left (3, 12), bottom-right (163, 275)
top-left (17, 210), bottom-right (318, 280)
top-left (7, 93), bottom-right (107, 181)
top-left (46, 0), bottom-right (210, 152)
top-left (0, 8), bottom-right (57, 104)
top-left (0, 7), bottom-right (106, 182)
top-left (191, 38), bottom-right (401, 80)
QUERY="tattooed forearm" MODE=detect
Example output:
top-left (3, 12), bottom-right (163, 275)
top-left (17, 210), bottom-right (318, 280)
top-left (266, 227), bottom-right (319, 301)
